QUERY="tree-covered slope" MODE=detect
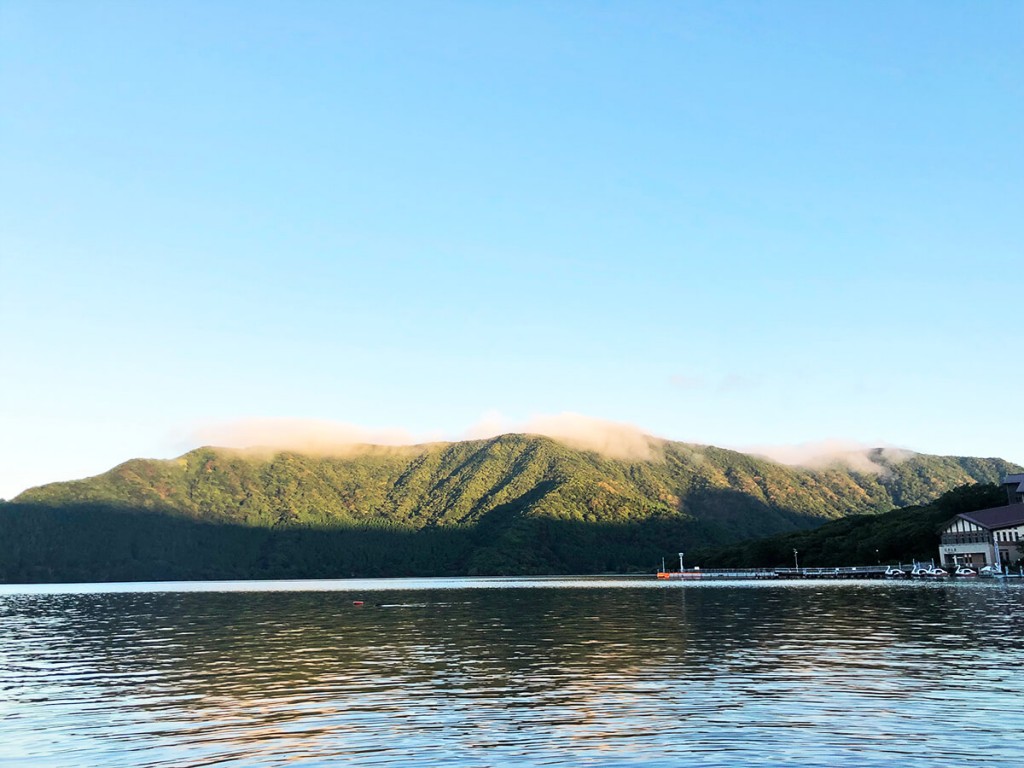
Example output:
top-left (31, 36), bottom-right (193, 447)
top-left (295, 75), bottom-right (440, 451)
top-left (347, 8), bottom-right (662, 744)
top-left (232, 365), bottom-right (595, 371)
top-left (3, 435), bottom-right (1020, 581)
top-left (694, 483), bottom-right (1012, 568)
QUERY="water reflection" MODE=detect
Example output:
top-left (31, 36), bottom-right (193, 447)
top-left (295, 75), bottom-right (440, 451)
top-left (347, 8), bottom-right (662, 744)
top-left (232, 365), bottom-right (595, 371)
top-left (1, 580), bottom-right (1022, 767)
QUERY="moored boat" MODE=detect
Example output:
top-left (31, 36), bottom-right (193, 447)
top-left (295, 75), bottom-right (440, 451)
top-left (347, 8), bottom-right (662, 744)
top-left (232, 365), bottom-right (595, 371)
top-left (657, 552), bottom-right (702, 580)
top-left (656, 570), bottom-right (703, 580)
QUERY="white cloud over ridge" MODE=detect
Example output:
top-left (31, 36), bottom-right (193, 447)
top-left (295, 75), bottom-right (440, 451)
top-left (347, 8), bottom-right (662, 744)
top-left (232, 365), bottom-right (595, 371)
top-left (741, 439), bottom-right (916, 473)
top-left (191, 419), bottom-right (419, 456)
top-left (192, 415), bottom-right (914, 470)
top-left (467, 411), bottom-right (659, 460)
top-left (194, 412), bottom-right (660, 461)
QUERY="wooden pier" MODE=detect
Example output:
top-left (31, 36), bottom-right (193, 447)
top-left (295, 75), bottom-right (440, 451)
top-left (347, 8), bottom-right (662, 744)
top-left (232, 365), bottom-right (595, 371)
top-left (658, 565), bottom-right (913, 581)
top-left (776, 566), bottom-right (889, 579)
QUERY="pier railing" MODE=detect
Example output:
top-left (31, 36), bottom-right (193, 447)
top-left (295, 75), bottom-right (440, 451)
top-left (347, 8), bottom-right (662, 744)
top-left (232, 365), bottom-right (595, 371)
top-left (658, 563), bottom-right (1023, 580)
top-left (659, 565), bottom-right (919, 580)
top-left (775, 566), bottom-right (889, 578)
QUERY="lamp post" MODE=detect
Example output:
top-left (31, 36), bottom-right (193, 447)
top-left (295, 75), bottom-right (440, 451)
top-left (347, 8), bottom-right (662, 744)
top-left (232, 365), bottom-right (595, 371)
top-left (793, 549), bottom-right (799, 569)
top-left (875, 549), bottom-right (880, 565)
top-left (679, 552), bottom-right (685, 572)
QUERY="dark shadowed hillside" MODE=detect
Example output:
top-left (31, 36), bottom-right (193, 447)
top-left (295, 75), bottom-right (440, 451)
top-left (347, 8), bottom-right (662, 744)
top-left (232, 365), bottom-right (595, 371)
top-left (694, 483), bottom-right (1012, 569)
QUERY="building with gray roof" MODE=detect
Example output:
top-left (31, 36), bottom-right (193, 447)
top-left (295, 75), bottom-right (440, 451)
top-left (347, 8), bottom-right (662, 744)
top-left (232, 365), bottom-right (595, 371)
top-left (1002, 473), bottom-right (1024, 504)
top-left (938, 477), bottom-right (1024, 569)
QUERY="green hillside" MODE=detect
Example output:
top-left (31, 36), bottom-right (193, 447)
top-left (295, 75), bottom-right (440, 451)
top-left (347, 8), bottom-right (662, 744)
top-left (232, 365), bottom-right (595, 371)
top-left (2, 435), bottom-right (1019, 582)
top-left (694, 483), bottom-right (1014, 568)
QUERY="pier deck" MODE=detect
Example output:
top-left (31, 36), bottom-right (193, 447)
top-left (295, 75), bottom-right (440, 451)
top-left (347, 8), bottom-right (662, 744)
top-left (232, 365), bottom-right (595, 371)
top-left (659, 565), bottom-right (913, 581)
top-left (657, 564), bottom-right (1024, 581)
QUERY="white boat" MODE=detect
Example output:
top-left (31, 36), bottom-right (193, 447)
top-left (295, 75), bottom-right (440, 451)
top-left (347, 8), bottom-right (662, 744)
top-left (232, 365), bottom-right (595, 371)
top-left (925, 567), bottom-right (948, 577)
top-left (884, 566), bottom-right (907, 578)
top-left (979, 565), bottom-right (1005, 578)
top-left (953, 566), bottom-right (977, 577)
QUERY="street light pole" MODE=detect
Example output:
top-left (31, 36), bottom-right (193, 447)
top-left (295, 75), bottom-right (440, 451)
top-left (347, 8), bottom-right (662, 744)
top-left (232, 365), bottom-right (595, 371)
top-left (793, 549), bottom-right (799, 569)
top-left (679, 552), bottom-right (685, 572)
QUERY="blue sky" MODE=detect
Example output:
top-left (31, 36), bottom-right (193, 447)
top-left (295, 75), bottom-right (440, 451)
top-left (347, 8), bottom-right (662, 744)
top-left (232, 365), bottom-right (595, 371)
top-left (1, 1), bottom-right (1021, 498)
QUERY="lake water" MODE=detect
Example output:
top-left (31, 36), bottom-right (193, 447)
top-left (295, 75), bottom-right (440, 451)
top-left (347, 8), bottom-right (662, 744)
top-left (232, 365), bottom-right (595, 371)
top-left (1, 577), bottom-right (1022, 767)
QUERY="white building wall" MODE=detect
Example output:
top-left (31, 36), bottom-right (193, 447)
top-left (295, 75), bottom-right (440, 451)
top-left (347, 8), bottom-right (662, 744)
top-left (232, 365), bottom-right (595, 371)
top-left (939, 519), bottom-right (1024, 568)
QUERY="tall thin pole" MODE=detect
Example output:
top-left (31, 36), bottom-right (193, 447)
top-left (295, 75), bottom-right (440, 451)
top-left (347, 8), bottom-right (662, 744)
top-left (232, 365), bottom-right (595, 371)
top-left (679, 552), bottom-right (684, 572)
top-left (793, 549), bottom-right (799, 569)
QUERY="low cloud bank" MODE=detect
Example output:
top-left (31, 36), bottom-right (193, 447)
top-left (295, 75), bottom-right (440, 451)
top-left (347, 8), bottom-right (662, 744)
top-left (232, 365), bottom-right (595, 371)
top-left (192, 417), bottom-right (908, 470)
top-left (742, 440), bottom-right (915, 473)
top-left (467, 411), bottom-right (659, 460)
top-left (191, 419), bottom-right (420, 457)
top-left (193, 412), bottom-right (659, 461)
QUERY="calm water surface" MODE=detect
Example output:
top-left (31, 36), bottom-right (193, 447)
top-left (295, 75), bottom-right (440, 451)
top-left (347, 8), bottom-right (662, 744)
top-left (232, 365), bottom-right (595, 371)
top-left (1, 577), bottom-right (1021, 767)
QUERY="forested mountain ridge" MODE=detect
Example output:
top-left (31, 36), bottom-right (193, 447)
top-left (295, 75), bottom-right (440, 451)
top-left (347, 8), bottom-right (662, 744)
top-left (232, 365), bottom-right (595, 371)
top-left (15, 435), bottom-right (1018, 532)
top-left (3, 435), bottom-right (1020, 582)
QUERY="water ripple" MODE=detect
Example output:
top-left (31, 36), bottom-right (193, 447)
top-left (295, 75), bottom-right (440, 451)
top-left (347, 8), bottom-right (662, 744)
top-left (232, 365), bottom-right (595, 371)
top-left (1, 579), bottom-right (1022, 766)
